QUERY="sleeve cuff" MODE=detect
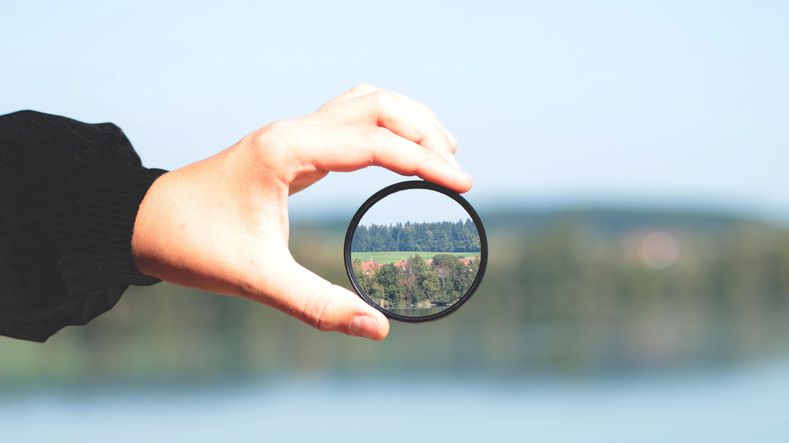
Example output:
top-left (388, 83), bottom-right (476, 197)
top-left (69, 167), bottom-right (168, 286)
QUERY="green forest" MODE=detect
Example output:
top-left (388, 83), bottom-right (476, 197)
top-left (351, 219), bottom-right (480, 252)
top-left (352, 254), bottom-right (480, 308)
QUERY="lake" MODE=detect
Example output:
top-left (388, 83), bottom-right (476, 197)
top-left (2, 360), bottom-right (788, 442)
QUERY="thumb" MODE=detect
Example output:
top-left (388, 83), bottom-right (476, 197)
top-left (263, 259), bottom-right (390, 340)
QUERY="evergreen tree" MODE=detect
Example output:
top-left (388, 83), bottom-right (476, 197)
top-left (351, 219), bottom-right (480, 252)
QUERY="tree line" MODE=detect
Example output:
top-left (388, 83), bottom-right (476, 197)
top-left (352, 219), bottom-right (480, 252)
top-left (353, 253), bottom-right (479, 307)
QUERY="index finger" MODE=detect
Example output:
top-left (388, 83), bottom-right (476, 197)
top-left (293, 123), bottom-right (473, 193)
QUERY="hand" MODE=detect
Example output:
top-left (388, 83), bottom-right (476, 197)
top-left (131, 84), bottom-right (472, 340)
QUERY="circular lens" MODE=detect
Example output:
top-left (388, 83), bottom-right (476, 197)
top-left (344, 181), bottom-right (487, 322)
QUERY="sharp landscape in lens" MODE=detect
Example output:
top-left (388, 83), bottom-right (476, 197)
top-left (349, 188), bottom-right (482, 318)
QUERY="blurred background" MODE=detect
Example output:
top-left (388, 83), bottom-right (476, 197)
top-left (2, 1), bottom-right (789, 441)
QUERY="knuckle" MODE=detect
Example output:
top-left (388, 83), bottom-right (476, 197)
top-left (369, 89), bottom-right (395, 108)
top-left (263, 119), bottom-right (296, 141)
top-left (352, 83), bottom-right (378, 93)
top-left (367, 127), bottom-right (391, 147)
top-left (369, 126), bottom-right (390, 139)
top-left (364, 128), bottom-right (390, 165)
top-left (301, 295), bottom-right (334, 332)
top-left (251, 119), bottom-right (298, 163)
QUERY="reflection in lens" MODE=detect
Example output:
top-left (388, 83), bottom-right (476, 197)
top-left (350, 189), bottom-right (482, 318)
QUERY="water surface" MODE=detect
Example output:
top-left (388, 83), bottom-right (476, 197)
top-left (2, 361), bottom-right (788, 442)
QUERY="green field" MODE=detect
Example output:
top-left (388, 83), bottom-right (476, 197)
top-left (351, 251), bottom-right (481, 264)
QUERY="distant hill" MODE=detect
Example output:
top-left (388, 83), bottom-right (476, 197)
top-left (296, 205), bottom-right (776, 237)
top-left (481, 206), bottom-right (771, 237)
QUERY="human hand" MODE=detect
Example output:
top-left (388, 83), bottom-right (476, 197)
top-left (131, 84), bottom-right (472, 340)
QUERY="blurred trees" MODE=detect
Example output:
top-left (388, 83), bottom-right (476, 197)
top-left (3, 208), bottom-right (789, 384)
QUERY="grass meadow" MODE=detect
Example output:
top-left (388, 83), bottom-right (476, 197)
top-left (351, 251), bottom-right (481, 264)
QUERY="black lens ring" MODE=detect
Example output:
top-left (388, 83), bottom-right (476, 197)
top-left (344, 180), bottom-right (488, 322)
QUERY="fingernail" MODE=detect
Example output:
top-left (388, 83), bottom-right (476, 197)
top-left (350, 315), bottom-right (380, 339)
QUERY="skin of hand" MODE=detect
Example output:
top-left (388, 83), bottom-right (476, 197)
top-left (131, 84), bottom-right (472, 340)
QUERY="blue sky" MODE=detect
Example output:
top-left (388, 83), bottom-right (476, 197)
top-left (358, 188), bottom-right (472, 225)
top-left (2, 1), bottom-right (787, 219)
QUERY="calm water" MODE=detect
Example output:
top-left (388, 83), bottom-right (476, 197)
top-left (2, 361), bottom-right (789, 442)
top-left (388, 305), bottom-right (448, 316)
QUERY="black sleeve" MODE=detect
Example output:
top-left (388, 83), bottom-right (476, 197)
top-left (0, 110), bottom-right (168, 342)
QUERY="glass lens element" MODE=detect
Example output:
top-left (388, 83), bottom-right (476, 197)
top-left (349, 188), bottom-right (482, 318)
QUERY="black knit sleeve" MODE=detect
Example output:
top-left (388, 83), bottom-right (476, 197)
top-left (0, 110), bottom-right (168, 342)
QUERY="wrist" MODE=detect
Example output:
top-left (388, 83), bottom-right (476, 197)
top-left (130, 169), bottom-right (171, 283)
